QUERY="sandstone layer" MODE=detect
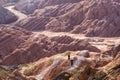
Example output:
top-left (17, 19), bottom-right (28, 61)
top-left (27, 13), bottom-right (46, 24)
top-left (16, 0), bottom-right (120, 37)
top-left (4, 46), bottom-right (119, 80)
top-left (0, 25), bottom-right (100, 65)
top-left (15, 0), bottom-right (80, 14)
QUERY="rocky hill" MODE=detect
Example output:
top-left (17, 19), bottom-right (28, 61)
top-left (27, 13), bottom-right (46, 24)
top-left (1, 44), bottom-right (119, 80)
top-left (16, 0), bottom-right (120, 37)
top-left (0, 25), bottom-right (100, 65)
top-left (15, 0), bottom-right (80, 14)
top-left (0, 6), bottom-right (18, 24)
top-left (0, 25), bottom-right (119, 80)
top-left (0, 0), bottom-right (120, 79)
top-left (0, 25), bottom-right (31, 58)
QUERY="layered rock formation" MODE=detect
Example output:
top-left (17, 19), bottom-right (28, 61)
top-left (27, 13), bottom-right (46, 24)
top-left (0, 25), bottom-right (31, 58)
top-left (87, 52), bottom-right (120, 80)
top-left (0, 6), bottom-right (18, 24)
top-left (15, 0), bottom-right (80, 14)
top-left (0, 25), bottom-right (119, 79)
top-left (1, 51), bottom-right (119, 80)
top-left (16, 0), bottom-right (120, 37)
top-left (0, 25), bottom-right (100, 65)
top-left (0, 25), bottom-right (118, 79)
top-left (0, 0), bottom-right (120, 79)
top-left (5, 47), bottom-right (119, 80)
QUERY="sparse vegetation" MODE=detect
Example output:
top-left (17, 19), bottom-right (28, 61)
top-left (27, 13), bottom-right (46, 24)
top-left (0, 66), bottom-right (13, 80)
top-left (23, 65), bottom-right (35, 76)
top-left (90, 71), bottom-right (107, 80)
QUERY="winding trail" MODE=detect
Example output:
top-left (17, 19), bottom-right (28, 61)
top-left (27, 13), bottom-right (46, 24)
top-left (5, 5), bottom-right (27, 22)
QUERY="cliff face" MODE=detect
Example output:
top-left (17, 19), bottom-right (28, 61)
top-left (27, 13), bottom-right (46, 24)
top-left (0, 6), bottom-right (18, 24)
top-left (16, 0), bottom-right (120, 37)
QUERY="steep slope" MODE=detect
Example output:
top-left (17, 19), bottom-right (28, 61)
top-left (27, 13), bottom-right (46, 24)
top-left (0, 25), bottom-right (101, 66)
top-left (6, 46), bottom-right (116, 80)
top-left (1, 47), bottom-right (119, 80)
top-left (87, 52), bottom-right (120, 80)
top-left (16, 0), bottom-right (120, 37)
top-left (11, 47), bottom-right (119, 80)
top-left (1, 33), bottom-right (100, 65)
top-left (0, 25), bottom-right (31, 58)
top-left (15, 0), bottom-right (80, 14)
top-left (0, 24), bottom-right (119, 79)
top-left (0, 6), bottom-right (18, 24)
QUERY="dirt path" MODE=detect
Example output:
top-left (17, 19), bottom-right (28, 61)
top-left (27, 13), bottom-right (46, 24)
top-left (5, 5), bottom-right (27, 22)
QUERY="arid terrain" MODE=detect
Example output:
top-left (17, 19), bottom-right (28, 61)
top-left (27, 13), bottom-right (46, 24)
top-left (0, 0), bottom-right (120, 80)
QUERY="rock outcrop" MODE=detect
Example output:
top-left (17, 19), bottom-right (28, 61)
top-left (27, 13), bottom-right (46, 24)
top-left (0, 25), bottom-right (100, 65)
top-left (0, 25), bottom-right (31, 58)
top-left (0, 0), bottom-right (120, 79)
top-left (16, 0), bottom-right (120, 37)
top-left (89, 52), bottom-right (120, 80)
top-left (0, 33), bottom-right (119, 79)
top-left (12, 47), bottom-right (116, 80)
top-left (1, 34), bottom-right (100, 65)
top-left (0, 6), bottom-right (18, 24)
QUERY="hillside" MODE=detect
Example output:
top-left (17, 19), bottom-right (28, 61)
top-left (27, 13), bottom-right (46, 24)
top-left (0, 6), bottom-right (17, 24)
top-left (0, 0), bottom-right (119, 80)
top-left (0, 25), bottom-right (31, 58)
top-left (15, 0), bottom-right (80, 14)
top-left (0, 25), bottom-right (101, 65)
top-left (0, 25), bottom-right (119, 80)
top-left (1, 45), bottom-right (119, 80)
top-left (15, 0), bottom-right (120, 37)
